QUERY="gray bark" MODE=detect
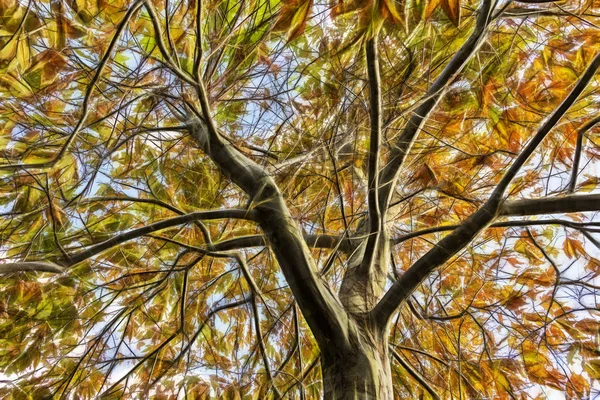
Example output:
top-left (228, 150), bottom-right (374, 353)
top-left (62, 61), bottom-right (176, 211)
top-left (322, 319), bottom-right (393, 400)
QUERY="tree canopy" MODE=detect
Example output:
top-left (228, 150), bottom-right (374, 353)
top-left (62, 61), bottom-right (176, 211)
top-left (1, 0), bottom-right (600, 398)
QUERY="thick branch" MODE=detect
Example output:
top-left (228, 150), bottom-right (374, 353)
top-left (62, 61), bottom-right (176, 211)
top-left (377, 0), bottom-right (493, 216)
top-left (393, 208), bottom-right (600, 246)
top-left (0, 262), bottom-right (63, 274)
top-left (372, 51), bottom-right (600, 326)
top-left (189, 79), bottom-right (351, 350)
top-left (501, 194), bottom-right (600, 216)
top-left (361, 35), bottom-right (383, 273)
top-left (62, 209), bottom-right (256, 267)
top-left (100, 11), bottom-right (354, 329)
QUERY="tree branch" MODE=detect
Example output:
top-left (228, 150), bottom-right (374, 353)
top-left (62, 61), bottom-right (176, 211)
top-left (377, 0), bottom-right (493, 217)
top-left (0, 262), bottom-right (63, 274)
top-left (188, 75), bottom-right (352, 350)
top-left (361, 35), bottom-right (383, 273)
top-left (77, 196), bottom-right (185, 215)
top-left (60, 209), bottom-right (256, 267)
top-left (78, 195), bottom-right (213, 243)
top-left (393, 215), bottom-right (600, 246)
top-left (372, 51), bottom-right (600, 327)
top-left (500, 194), bottom-right (600, 216)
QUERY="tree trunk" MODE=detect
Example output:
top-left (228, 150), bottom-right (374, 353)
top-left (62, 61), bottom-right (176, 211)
top-left (321, 327), bottom-right (393, 399)
top-left (339, 229), bottom-right (390, 314)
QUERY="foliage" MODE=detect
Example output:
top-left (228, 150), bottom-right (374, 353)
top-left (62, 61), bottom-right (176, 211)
top-left (1, 0), bottom-right (600, 398)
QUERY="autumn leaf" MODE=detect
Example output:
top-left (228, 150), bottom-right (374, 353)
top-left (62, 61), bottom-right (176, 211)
top-left (379, 0), bottom-right (403, 24)
top-left (274, 0), bottom-right (313, 41)
top-left (440, 0), bottom-right (460, 26)
top-left (424, 0), bottom-right (442, 20)
top-left (425, 0), bottom-right (460, 25)
top-left (0, 0), bottom-right (599, 398)
top-left (576, 176), bottom-right (599, 192)
top-left (564, 237), bottom-right (585, 258)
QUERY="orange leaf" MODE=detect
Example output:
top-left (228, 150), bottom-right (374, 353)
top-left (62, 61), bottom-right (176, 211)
top-left (567, 373), bottom-right (590, 398)
top-left (441, 0), bottom-right (460, 25)
top-left (424, 0), bottom-right (442, 20)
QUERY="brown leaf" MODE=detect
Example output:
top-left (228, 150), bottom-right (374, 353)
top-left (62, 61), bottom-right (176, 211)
top-left (424, 0), bottom-right (442, 20)
top-left (440, 0), bottom-right (460, 26)
top-left (274, 0), bottom-right (313, 41)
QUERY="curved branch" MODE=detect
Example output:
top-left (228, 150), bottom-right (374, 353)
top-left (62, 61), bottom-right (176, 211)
top-left (78, 196), bottom-right (186, 215)
top-left (64, 209), bottom-right (256, 266)
top-left (78, 195), bottom-right (213, 243)
top-left (377, 0), bottom-right (493, 216)
top-left (372, 51), bottom-right (600, 326)
top-left (187, 64), bottom-right (352, 349)
top-left (0, 262), bottom-right (63, 274)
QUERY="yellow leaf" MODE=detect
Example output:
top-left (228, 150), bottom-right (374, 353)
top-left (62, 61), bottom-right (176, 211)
top-left (584, 359), bottom-right (600, 379)
top-left (0, 36), bottom-right (17, 60)
top-left (0, 72), bottom-right (33, 97)
top-left (564, 237), bottom-right (585, 259)
top-left (72, 0), bottom-right (99, 23)
top-left (577, 176), bottom-right (599, 192)
top-left (16, 37), bottom-right (30, 69)
top-left (551, 65), bottom-right (578, 81)
top-left (514, 239), bottom-right (541, 264)
top-left (379, 0), bottom-right (403, 24)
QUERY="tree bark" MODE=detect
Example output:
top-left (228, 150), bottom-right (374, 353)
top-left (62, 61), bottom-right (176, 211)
top-left (339, 228), bottom-right (390, 313)
top-left (321, 321), bottom-right (393, 399)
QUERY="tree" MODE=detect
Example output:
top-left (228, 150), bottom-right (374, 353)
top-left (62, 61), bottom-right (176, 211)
top-left (1, 0), bottom-right (599, 397)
